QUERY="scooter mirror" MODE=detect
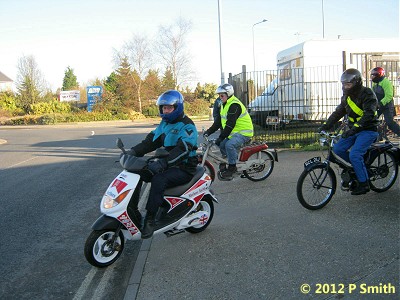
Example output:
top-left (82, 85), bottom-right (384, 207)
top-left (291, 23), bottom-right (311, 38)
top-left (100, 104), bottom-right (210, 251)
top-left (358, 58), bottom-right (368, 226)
top-left (116, 138), bottom-right (125, 150)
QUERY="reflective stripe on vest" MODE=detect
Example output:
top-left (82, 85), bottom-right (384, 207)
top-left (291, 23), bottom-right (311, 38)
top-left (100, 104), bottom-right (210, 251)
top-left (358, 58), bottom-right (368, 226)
top-left (221, 96), bottom-right (253, 138)
top-left (346, 96), bottom-right (376, 123)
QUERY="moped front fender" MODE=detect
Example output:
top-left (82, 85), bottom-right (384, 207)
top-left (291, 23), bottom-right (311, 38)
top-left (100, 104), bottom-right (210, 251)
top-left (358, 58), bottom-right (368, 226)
top-left (304, 161), bottom-right (328, 172)
top-left (91, 215), bottom-right (121, 231)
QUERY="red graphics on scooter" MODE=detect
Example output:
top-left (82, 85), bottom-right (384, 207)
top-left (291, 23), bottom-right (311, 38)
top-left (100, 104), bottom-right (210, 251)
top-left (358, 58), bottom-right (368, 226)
top-left (84, 138), bottom-right (218, 268)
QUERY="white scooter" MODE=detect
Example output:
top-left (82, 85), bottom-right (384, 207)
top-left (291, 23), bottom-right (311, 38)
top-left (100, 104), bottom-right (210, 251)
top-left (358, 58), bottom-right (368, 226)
top-left (84, 138), bottom-right (218, 268)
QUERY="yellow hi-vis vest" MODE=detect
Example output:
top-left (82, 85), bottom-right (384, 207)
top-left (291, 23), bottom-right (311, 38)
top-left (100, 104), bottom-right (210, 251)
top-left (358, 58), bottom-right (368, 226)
top-left (220, 96), bottom-right (254, 138)
top-left (346, 96), bottom-right (377, 128)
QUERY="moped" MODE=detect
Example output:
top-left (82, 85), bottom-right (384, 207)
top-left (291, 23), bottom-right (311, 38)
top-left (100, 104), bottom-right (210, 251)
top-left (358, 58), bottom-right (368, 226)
top-left (197, 134), bottom-right (278, 182)
top-left (297, 131), bottom-right (398, 210)
top-left (84, 138), bottom-right (218, 267)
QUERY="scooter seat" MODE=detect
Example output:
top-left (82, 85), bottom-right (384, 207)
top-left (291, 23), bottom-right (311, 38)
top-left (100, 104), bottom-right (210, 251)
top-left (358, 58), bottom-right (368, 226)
top-left (164, 166), bottom-right (205, 196)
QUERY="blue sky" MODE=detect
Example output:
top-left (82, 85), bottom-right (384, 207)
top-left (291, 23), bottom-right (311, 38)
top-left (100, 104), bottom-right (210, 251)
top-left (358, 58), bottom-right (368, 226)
top-left (0, 0), bottom-right (398, 91)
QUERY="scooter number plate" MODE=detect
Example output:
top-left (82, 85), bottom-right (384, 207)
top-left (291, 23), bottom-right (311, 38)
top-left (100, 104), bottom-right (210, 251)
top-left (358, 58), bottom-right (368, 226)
top-left (304, 156), bottom-right (321, 168)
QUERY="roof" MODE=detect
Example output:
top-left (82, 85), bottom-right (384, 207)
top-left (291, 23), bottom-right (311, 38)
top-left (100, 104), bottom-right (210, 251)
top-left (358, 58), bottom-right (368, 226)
top-left (0, 71), bottom-right (13, 83)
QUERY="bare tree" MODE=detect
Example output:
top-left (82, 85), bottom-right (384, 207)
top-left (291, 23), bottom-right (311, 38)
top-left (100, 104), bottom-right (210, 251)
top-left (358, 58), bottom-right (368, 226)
top-left (114, 34), bottom-right (153, 113)
top-left (15, 55), bottom-right (47, 110)
top-left (155, 17), bottom-right (193, 89)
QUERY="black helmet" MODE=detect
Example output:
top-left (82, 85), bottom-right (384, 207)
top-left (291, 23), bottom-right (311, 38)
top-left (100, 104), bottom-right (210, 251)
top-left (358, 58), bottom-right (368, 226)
top-left (340, 68), bottom-right (362, 93)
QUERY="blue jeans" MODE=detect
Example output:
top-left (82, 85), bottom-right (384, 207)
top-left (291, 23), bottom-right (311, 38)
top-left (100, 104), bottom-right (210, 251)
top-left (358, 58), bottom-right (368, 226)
top-left (219, 133), bottom-right (251, 165)
top-left (333, 130), bottom-right (378, 183)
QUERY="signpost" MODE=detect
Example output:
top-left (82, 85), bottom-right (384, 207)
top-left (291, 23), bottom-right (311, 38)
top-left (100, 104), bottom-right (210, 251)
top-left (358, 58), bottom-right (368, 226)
top-left (86, 86), bottom-right (103, 112)
top-left (59, 90), bottom-right (80, 102)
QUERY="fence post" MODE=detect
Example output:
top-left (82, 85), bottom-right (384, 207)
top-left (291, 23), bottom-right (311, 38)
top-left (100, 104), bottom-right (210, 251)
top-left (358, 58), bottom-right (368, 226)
top-left (242, 65), bottom-right (248, 106)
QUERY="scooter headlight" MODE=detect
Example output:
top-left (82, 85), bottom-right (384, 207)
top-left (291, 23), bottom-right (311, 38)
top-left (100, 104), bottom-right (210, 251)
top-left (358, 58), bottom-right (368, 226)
top-left (103, 195), bottom-right (116, 209)
top-left (102, 190), bottom-right (131, 209)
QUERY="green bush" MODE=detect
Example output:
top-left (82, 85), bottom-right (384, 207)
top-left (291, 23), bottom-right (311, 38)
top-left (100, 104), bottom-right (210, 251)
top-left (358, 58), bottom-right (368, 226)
top-left (185, 99), bottom-right (209, 116)
top-left (142, 104), bottom-right (159, 117)
top-left (30, 100), bottom-right (71, 115)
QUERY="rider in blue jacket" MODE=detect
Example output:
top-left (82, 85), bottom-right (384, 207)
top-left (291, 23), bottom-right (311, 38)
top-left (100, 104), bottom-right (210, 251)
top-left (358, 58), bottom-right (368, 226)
top-left (129, 90), bottom-right (198, 238)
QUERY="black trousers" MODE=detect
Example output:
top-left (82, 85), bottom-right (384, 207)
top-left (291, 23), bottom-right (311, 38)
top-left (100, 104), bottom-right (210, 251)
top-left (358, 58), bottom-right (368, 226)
top-left (146, 167), bottom-right (193, 214)
top-left (378, 102), bottom-right (400, 136)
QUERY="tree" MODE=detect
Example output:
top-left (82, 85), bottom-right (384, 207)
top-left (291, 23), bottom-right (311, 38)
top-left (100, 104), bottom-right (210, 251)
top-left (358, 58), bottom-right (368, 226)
top-left (116, 34), bottom-right (153, 113)
top-left (141, 69), bottom-right (162, 103)
top-left (15, 55), bottom-right (46, 111)
top-left (62, 66), bottom-right (79, 91)
top-left (114, 56), bottom-right (137, 110)
top-left (194, 83), bottom-right (218, 103)
top-left (161, 67), bottom-right (176, 91)
top-left (155, 17), bottom-right (193, 89)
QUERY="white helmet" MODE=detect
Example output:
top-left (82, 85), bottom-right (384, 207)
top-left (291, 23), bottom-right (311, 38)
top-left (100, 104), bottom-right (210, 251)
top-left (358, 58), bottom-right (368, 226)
top-left (216, 83), bottom-right (234, 98)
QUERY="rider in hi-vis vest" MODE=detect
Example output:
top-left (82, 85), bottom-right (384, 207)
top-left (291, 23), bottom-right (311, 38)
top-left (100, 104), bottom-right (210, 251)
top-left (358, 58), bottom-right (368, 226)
top-left (370, 67), bottom-right (400, 137)
top-left (318, 68), bottom-right (379, 195)
top-left (204, 83), bottom-right (254, 180)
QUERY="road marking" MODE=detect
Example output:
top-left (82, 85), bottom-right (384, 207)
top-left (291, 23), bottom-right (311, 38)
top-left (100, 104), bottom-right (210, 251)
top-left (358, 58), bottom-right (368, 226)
top-left (91, 264), bottom-right (116, 299)
top-left (5, 156), bottom-right (38, 169)
top-left (72, 268), bottom-right (97, 300)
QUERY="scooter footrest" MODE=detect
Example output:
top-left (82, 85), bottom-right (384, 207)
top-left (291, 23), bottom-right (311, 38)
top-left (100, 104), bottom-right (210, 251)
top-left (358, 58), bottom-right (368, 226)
top-left (164, 229), bottom-right (185, 237)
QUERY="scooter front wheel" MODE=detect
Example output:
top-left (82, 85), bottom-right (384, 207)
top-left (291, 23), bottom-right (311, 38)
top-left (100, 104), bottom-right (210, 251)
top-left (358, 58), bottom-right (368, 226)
top-left (84, 229), bottom-right (125, 268)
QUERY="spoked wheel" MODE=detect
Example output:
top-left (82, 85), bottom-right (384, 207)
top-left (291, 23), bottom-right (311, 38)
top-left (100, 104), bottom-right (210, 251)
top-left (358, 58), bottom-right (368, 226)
top-left (243, 150), bottom-right (275, 181)
top-left (296, 165), bottom-right (337, 210)
top-left (185, 197), bottom-right (214, 233)
top-left (84, 229), bottom-right (124, 268)
top-left (369, 151), bottom-right (398, 192)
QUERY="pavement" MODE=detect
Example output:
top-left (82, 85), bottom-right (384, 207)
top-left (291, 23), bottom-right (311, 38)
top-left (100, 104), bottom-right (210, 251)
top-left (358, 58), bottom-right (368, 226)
top-left (123, 149), bottom-right (400, 300)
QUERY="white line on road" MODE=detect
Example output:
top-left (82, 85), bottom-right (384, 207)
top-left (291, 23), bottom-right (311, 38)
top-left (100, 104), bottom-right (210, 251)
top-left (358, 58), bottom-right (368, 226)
top-left (72, 268), bottom-right (97, 300)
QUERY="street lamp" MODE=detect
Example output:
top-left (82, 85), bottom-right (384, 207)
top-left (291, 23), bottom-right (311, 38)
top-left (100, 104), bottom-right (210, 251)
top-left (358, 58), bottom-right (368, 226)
top-left (252, 19), bottom-right (267, 73)
top-left (218, 0), bottom-right (224, 84)
top-left (321, 0), bottom-right (325, 38)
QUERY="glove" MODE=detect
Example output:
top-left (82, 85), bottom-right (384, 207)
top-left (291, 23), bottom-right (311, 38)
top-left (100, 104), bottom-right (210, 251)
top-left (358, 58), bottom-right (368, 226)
top-left (203, 130), bottom-right (210, 138)
top-left (215, 137), bottom-right (223, 146)
top-left (148, 158), bottom-right (167, 175)
top-left (120, 149), bottom-right (136, 159)
top-left (341, 128), bottom-right (356, 139)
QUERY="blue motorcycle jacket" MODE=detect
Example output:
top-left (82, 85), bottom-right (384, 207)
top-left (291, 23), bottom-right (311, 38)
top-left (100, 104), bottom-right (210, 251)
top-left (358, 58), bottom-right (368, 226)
top-left (131, 114), bottom-right (198, 174)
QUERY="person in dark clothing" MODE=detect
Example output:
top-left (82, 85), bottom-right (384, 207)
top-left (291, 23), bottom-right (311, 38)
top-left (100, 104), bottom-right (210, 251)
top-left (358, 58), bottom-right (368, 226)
top-left (204, 83), bottom-right (254, 180)
top-left (213, 97), bottom-right (222, 121)
top-left (370, 67), bottom-right (400, 137)
top-left (319, 68), bottom-right (379, 195)
top-left (128, 90), bottom-right (198, 239)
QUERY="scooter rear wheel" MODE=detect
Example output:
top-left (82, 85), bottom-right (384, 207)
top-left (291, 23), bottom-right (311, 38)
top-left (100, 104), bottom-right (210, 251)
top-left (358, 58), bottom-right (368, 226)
top-left (84, 229), bottom-right (125, 268)
top-left (185, 197), bottom-right (214, 233)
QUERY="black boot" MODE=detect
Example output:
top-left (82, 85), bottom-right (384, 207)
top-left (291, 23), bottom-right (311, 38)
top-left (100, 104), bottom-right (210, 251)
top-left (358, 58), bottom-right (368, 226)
top-left (219, 164), bottom-right (237, 181)
top-left (351, 181), bottom-right (370, 195)
top-left (219, 163), bottom-right (226, 172)
top-left (141, 212), bottom-right (156, 239)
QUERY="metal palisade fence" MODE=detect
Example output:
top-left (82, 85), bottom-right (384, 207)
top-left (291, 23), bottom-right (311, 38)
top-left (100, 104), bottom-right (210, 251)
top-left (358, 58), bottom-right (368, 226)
top-left (228, 57), bottom-right (400, 148)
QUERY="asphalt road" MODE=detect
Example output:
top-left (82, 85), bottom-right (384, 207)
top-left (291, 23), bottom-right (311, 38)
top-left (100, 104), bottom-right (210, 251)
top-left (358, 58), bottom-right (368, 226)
top-left (0, 121), bottom-right (159, 300)
top-left (1, 120), bottom-right (399, 300)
